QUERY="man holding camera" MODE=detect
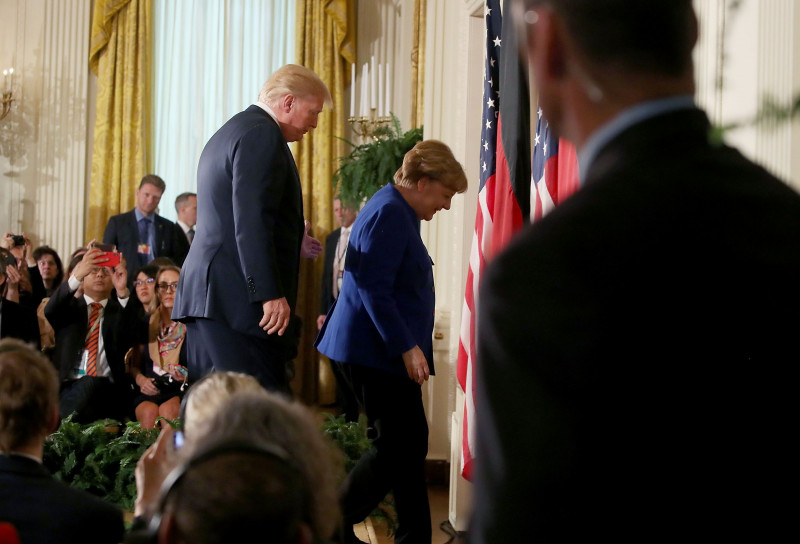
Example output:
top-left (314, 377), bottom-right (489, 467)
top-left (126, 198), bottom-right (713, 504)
top-left (44, 245), bottom-right (141, 422)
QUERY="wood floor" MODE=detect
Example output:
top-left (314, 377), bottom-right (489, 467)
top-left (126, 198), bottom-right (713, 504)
top-left (353, 483), bottom-right (467, 544)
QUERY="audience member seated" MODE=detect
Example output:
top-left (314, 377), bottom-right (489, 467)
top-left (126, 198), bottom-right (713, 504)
top-left (31, 246), bottom-right (64, 354)
top-left (0, 338), bottom-right (124, 544)
top-left (180, 371), bottom-right (263, 438)
top-left (131, 390), bottom-right (343, 544)
top-left (45, 245), bottom-right (141, 423)
top-left (0, 257), bottom-right (40, 347)
top-left (1, 233), bottom-right (46, 311)
top-left (33, 245), bottom-right (64, 296)
top-left (129, 266), bottom-right (188, 429)
top-left (133, 263), bottom-right (159, 320)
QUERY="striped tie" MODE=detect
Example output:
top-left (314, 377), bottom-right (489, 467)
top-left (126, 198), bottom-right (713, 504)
top-left (85, 302), bottom-right (103, 377)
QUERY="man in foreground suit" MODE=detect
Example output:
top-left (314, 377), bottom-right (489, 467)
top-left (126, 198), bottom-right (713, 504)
top-left (173, 64), bottom-right (326, 393)
top-left (471, 1), bottom-right (800, 541)
top-left (45, 247), bottom-right (140, 422)
top-left (103, 175), bottom-right (190, 282)
top-left (0, 338), bottom-right (123, 543)
top-left (317, 196), bottom-right (359, 421)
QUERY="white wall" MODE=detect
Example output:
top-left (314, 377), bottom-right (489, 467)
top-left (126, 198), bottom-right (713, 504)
top-left (694, 0), bottom-right (800, 189)
top-left (0, 0), bottom-right (92, 258)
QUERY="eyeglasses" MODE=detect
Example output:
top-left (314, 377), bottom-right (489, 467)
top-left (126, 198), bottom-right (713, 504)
top-left (88, 267), bottom-right (112, 276)
top-left (157, 282), bottom-right (178, 293)
top-left (134, 278), bottom-right (155, 287)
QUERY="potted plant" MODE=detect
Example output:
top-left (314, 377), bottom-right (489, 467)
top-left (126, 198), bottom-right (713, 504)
top-left (334, 116), bottom-right (423, 208)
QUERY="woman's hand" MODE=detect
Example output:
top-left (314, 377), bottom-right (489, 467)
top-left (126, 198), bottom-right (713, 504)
top-left (402, 345), bottom-right (430, 385)
top-left (136, 374), bottom-right (160, 396)
top-left (169, 364), bottom-right (188, 381)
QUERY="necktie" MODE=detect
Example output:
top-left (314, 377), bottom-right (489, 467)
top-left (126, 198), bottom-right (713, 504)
top-left (85, 303), bottom-right (103, 377)
top-left (138, 217), bottom-right (152, 265)
top-left (333, 228), bottom-right (350, 299)
top-left (187, 228), bottom-right (195, 243)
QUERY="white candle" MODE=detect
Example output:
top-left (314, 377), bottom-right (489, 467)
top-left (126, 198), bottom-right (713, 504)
top-left (377, 63), bottom-right (384, 117)
top-left (8, 68), bottom-right (13, 91)
top-left (385, 63), bottom-right (392, 118)
top-left (2, 70), bottom-right (7, 93)
top-left (350, 63), bottom-right (356, 117)
top-left (370, 55), bottom-right (377, 111)
top-left (361, 63), bottom-right (368, 117)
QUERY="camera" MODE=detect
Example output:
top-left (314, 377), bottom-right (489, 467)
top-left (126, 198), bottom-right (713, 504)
top-left (10, 234), bottom-right (24, 246)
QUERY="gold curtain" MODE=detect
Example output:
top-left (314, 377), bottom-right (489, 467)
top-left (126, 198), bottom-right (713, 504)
top-left (86, 0), bottom-right (152, 240)
top-left (294, 0), bottom-right (356, 402)
top-left (410, 0), bottom-right (427, 129)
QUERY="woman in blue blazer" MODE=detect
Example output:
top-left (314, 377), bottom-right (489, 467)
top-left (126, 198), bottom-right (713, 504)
top-left (316, 140), bottom-right (467, 544)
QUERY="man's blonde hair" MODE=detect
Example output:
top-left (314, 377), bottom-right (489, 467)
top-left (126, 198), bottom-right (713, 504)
top-left (394, 139), bottom-right (468, 193)
top-left (258, 64), bottom-right (332, 108)
top-left (182, 372), bottom-right (264, 437)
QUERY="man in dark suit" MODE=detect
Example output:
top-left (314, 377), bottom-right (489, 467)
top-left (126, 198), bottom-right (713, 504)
top-left (173, 64), bottom-right (326, 393)
top-left (317, 196), bottom-right (359, 421)
top-left (44, 247), bottom-right (141, 422)
top-left (471, 1), bottom-right (800, 542)
top-left (174, 192), bottom-right (198, 245)
top-left (0, 251), bottom-right (40, 347)
top-left (0, 338), bottom-right (124, 544)
top-left (103, 174), bottom-right (189, 281)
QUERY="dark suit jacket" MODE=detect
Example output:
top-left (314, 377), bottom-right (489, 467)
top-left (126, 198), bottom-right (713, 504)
top-left (0, 455), bottom-right (123, 544)
top-left (0, 299), bottom-right (40, 348)
top-left (44, 281), bottom-right (140, 385)
top-left (316, 184), bottom-right (436, 377)
top-left (319, 227), bottom-right (341, 316)
top-left (173, 105), bottom-right (305, 357)
top-left (471, 108), bottom-right (800, 541)
top-left (103, 209), bottom-right (189, 280)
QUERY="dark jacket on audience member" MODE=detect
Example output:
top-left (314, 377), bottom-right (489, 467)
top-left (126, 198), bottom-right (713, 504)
top-left (0, 299), bottom-right (41, 349)
top-left (0, 454), bottom-right (124, 544)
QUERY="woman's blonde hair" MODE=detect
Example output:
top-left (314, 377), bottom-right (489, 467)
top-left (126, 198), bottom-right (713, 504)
top-left (182, 372), bottom-right (264, 438)
top-left (258, 64), bottom-right (332, 108)
top-left (393, 139), bottom-right (468, 193)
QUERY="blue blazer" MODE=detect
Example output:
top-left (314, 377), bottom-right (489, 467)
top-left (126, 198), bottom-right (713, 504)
top-left (315, 184), bottom-right (436, 377)
top-left (173, 106), bottom-right (304, 354)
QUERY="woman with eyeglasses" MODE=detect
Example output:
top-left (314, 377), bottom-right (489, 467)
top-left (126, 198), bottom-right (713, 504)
top-left (129, 265), bottom-right (188, 428)
top-left (133, 264), bottom-right (159, 310)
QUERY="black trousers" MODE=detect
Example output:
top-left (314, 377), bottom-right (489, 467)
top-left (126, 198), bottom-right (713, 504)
top-left (59, 376), bottom-right (127, 423)
top-left (341, 364), bottom-right (430, 544)
top-left (184, 319), bottom-right (292, 396)
top-left (330, 359), bottom-right (360, 423)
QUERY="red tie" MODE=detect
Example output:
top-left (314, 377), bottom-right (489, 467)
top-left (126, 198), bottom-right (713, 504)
top-left (85, 303), bottom-right (103, 377)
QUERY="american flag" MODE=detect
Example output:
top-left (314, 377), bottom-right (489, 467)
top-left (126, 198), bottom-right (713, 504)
top-left (531, 108), bottom-right (580, 221)
top-left (457, 0), bottom-right (531, 481)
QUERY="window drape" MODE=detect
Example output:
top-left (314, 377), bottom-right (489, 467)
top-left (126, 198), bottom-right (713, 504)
top-left (152, 0), bottom-right (295, 222)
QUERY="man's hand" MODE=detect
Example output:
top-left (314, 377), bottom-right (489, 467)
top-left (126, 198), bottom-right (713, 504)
top-left (4, 264), bottom-right (21, 302)
top-left (402, 345), bottom-right (430, 385)
top-left (134, 427), bottom-right (178, 517)
top-left (260, 297), bottom-right (290, 335)
top-left (71, 247), bottom-right (108, 282)
top-left (0, 232), bottom-right (13, 251)
top-left (111, 254), bottom-right (129, 297)
top-left (300, 220), bottom-right (322, 259)
top-left (21, 233), bottom-right (35, 267)
top-left (316, 314), bottom-right (326, 330)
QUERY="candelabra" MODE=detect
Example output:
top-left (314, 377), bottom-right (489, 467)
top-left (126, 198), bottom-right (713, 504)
top-left (0, 91), bottom-right (12, 122)
top-left (347, 109), bottom-right (392, 142)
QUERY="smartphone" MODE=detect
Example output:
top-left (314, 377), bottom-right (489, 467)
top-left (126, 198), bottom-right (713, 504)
top-left (2, 253), bottom-right (17, 269)
top-left (173, 430), bottom-right (185, 450)
top-left (94, 244), bottom-right (120, 268)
